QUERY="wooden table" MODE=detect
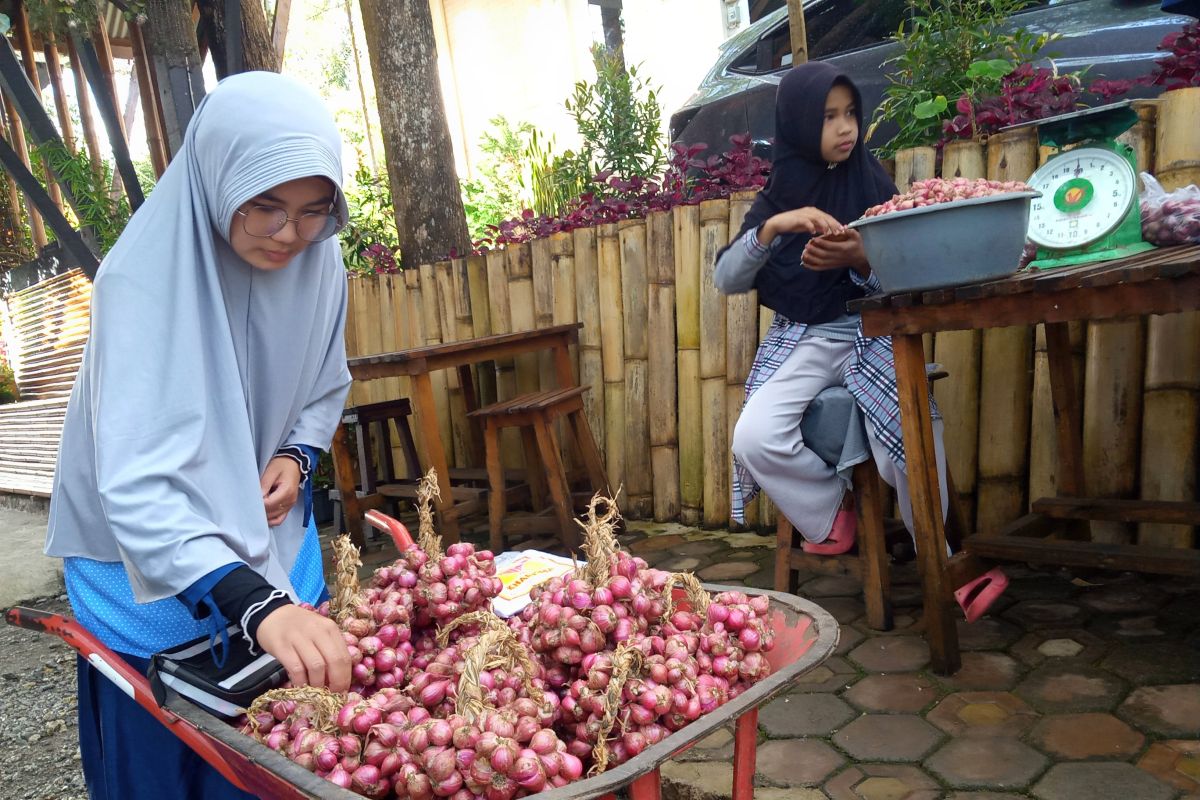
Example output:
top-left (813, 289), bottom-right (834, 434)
top-left (344, 322), bottom-right (583, 543)
top-left (850, 245), bottom-right (1200, 675)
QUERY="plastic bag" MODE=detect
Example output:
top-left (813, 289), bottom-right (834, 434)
top-left (1139, 172), bottom-right (1200, 246)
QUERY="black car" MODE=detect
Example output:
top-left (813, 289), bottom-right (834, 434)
top-left (669, 0), bottom-right (1188, 157)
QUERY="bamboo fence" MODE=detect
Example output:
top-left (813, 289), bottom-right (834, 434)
top-left (252, 107), bottom-right (1199, 545)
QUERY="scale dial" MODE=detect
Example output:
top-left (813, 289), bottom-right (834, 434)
top-left (1027, 146), bottom-right (1137, 250)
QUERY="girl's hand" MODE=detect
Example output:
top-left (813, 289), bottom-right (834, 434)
top-left (802, 229), bottom-right (870, 276)
top-left (261, 456), bottom-right (301, 527)
top-left (761, 207), bottom-right (844, 244)
top-left (256, 605), bottom-right (352, 692)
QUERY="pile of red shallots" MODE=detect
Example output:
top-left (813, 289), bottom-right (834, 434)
top-left (241, 483), bottom-right (775, 799)
top-left (862, 177), bottom-right (1033, 218)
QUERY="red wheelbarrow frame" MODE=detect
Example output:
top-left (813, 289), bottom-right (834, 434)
top-left (6, 512), bottom-right (839, 800)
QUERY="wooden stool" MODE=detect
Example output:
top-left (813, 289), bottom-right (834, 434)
top-left (330, 398), bottom-right (421, 547)
top-left (772, 371), bottom-right (975, 631)
top-left (468, 386), bottom-right (609, 553)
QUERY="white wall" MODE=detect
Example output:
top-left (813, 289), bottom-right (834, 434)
top-left (434, 0), bottom-right (739, 178)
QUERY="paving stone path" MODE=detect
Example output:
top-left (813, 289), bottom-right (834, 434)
top-left (616, 522), bottom-right (1200, 800)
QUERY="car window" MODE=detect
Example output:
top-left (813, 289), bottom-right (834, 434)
top-left (730, 0), bottom-right (909, 74)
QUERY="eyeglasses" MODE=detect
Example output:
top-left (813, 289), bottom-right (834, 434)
top-left (235, 204), bottom-right (341, 243)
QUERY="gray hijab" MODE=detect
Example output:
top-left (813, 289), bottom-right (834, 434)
top-left (45, 72), bottom-right (353, 603)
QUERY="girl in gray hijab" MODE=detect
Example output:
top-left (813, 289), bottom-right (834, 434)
top-left (44, 71), bottom-right (354, 799)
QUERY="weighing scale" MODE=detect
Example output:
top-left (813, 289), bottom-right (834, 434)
top-left (1006, 102), bottom-right (1156, 270)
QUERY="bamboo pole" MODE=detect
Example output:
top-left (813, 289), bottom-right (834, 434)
top-left (1081, 321), bottom-right (1145, 544)
top-left (597, 223), bottom-right (626, 493)
top-left (435, 260), bottom-right (471, 466)
top-left (506, 243), bottom-right (539, 395)
top-left (42, 35), bottom-right (75, 153)
top-left (618, 218), bottom-right (652, 518)
top-left (1028, 321), bottom-right (1086, 505)
top-left (0, 105), bottom-right (22, 247)
top-left (550, 232), bottom-right (578, 381)
top-left (893, 146), bottom-right (936, 194)
top-left (419, 263), bottom-right (453, 465)
top-left (64, 36), bottom-right (104, 186)
top-left (573, 227), bottom-right (605, 460)
top-left (785, 0), bottom-right (808, 65)
top-left (486, 249), bottom-right (515, 398)
top-left (726, 191), bottom-right (759, 528)
top-left (531, 237), bottom-right (556, 391)
top-left (2, 93), bottom-right (45, 248)
top-left (465, 253), bottom-right (495, 407)
top-left (975, 129), bottom-right (1037, 534)
top-left (932, 140), bottom-right (986, 528)
top-left (12, 2), bottom-right (63, 212)
top-left (343, 276), bottom-right (365, 407)
top-left (1139, 88), bottom-right (1200, 548)
top-left (646, 209), bottom-right (679, 522)
top-left (699, 199), bottom-right (730, 527)
top-left (549, 232), bottom-right (580, 474)
top-left (379, 272), bottom-right (415, 474)
top-left (486, 248), bottom-right (521, 471)
top-left (128, 23), bottom-right (169, 177)
top-left (674, 205), bottom-right (703, 525)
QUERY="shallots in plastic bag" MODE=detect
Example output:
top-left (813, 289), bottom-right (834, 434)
top-left (1140, 172), bottom-right (1200, 246)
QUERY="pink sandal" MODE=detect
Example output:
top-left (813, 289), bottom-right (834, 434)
top-left (954, 567), bottom-right (1009, 623)
top-left (802, 509), bottom-right (857, 555)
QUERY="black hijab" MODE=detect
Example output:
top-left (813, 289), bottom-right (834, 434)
top-left (731, 63), bottom-right (897, 324)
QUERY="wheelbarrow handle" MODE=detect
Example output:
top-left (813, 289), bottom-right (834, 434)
top-left (363, 509), bottom-right (414, 549)
top-left (4, 606), bottom-right (251, 793)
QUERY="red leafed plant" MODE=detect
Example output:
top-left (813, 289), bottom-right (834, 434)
top-left (1150, 20), bottom-right (1200, 90)
top-left (473, 134), bottom-right (769, 251)
top-left (943, 62), bottom-right (1084, 141)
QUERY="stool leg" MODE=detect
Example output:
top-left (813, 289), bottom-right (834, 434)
top-left (854, 462), bottom-right (893, 631)
top-left (520, 427), bottom-right (547, 510)
top-left (532, 417), bottom-right (581, 553)
top-left (774, 515), bottom-right (798, 593)
top-left (484, 420), bottom-right (505, 554)
top-left (731, 709), bottom-right (758, 800)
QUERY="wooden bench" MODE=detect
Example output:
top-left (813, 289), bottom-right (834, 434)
top-left (469, 385), bottom-right (609, 553)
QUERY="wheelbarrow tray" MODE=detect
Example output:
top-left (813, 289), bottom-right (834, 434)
top-left (161, 582), bottom-right (839, 799)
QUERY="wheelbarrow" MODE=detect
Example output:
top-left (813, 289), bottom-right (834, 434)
top-left (6, 511), bottom-right (840, 799)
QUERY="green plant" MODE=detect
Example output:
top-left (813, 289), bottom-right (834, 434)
top-left (33, 141), bottom-right (131, 254)
top-left (0, 360), bottom-right (16, 404)
top-left (339, 159), bottom-right (400, 275)
top-left (561, 44), bottom-right (666, 193)
top-left (460, 116), bottom-right (535, 242)
top-left (522, 128), bottom-right (586, 219)
top-left (869, 0), bottom-right (1053, 157)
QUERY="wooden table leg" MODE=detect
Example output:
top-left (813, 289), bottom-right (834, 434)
top-left (854, 462), bottom-right (893, 632)
top-left (893, 334), bottom-right (960, 675)
top-left (412, 372), bottom-right (459, 543)
top-left (1045, 321), bottom-right (1089, 540)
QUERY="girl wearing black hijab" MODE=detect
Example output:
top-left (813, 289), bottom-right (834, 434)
top-left (716, 63), bottom-right (1008, 620)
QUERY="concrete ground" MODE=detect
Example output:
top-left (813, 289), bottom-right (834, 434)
top-left (0, 503), bottom-right (61, 609)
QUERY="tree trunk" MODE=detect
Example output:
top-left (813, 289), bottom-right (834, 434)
top-left (200, 0), bottom-right (280, 78)
top-left (359, 0), bottom-right (470, 267)
top-left (141, 0), bottom-right (207, 156)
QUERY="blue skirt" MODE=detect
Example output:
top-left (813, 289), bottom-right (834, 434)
top-left (76, 651), bottom-right (258, 800)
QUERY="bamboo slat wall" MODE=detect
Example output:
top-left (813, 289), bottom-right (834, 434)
top-left (129, 100), bottom-right (1176, 546)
